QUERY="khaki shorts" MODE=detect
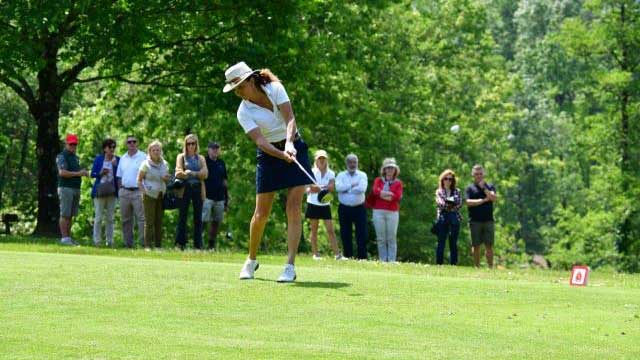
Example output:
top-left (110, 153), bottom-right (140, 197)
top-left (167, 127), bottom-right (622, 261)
top-left (58, 187), bottom-right (81, 218)
top-left (202, 199), bottom-right (225, 223)
top-left (470, 221), bottom-right (495, 246)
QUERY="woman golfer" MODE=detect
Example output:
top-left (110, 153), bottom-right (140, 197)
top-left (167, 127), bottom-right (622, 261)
top-left (223, 61), bottom-right (313, 282)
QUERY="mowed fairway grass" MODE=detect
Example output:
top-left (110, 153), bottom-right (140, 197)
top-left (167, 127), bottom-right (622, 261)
top-left (1, 242), bottom-right (639, 359)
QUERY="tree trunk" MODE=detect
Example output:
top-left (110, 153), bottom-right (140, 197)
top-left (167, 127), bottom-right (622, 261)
top-left (31, 38), bottom-right (63, 237)
top-left (31, 97), bottom-right (62, 237)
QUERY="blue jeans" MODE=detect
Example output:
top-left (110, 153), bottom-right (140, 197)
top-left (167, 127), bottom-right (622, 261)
top-left (436, 211), bottom-right (459, 265)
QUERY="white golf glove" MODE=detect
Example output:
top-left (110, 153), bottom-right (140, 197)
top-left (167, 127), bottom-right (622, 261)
top-left (284, 141), bottom-right (297, 156)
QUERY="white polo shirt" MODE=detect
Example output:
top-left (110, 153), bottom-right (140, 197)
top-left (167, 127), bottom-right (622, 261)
top-left (306, 168), bottom-right (336, 206)
top-left (116, 150), bottom-right (147, 188)
top-left (237, 81), bottom-right (290, 143)
top-left (335, 170), bottom-right (368, 206)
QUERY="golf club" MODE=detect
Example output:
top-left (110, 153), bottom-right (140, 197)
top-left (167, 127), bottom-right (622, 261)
top-left (292, 158), bottom-right (333, 204)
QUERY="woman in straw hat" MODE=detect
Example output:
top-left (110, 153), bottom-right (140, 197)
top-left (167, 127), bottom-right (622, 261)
top-left (370, 158), bottom-right (404, 262)
top-left (305, 150), bottom-right (343, 261)
top-left (223, 61), bottom-right (313, 282)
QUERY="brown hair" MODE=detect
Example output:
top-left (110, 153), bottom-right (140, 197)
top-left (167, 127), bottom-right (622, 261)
top-left (438, 169), bottom-right (457, 190)
top-left (248, 69), bottom-right (281, 91)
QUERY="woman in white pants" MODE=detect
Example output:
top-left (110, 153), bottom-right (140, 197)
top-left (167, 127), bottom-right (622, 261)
top-left (90, 139), bottom-right (119, 246)
top-left (370, 158), bottom-right (403, 262)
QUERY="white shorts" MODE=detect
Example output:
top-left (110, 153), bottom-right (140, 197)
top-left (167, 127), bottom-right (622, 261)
top-left (202, 199), bottom-right (225, 223)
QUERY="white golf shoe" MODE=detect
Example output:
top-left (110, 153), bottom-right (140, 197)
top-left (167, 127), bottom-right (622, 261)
top-left (277, 264), bottom-right (297, 283)
top-left (239, 259), bottom-right (259, 280)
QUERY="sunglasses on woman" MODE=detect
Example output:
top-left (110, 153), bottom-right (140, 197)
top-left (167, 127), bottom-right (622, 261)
top-left (444, 177), bottom-right (453, 181)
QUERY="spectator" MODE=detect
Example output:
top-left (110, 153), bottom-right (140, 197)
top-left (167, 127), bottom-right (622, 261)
top-left (465, 165), bottom-right (498, 268)
top-left (223, 61), bottom-right (313, 282)
top-left (335, 153), bottom-right (368, 260)
top-left (90, 138), bottom-right (119, 247)
top-left (116, 135), bottom-right (146, 248)
top-left (138, 140), bottom-right (170, 250)
top-left (175, 134), bottom-right (208, 250)
top-left (56, 134), bottom-right (89, 245)
top-left (435, 169), bottom-right (462, 265)
top-left (371, 158), bottom-right (403, 262)
top-left (202, 141), bottom-right (228, 250)
top-left (305, 150), bottom-right (343, 260)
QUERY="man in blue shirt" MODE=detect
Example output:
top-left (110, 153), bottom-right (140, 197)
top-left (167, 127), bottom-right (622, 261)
top-left (203, 142), bottom-right (229, 250)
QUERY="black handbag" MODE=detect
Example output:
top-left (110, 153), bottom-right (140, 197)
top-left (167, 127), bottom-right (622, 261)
top-left (163, 190), bottom-right (182, 210)
top-left (430, 217), bottom-right (440, 235)
top-left (167, 177), bottom-right (184, 190)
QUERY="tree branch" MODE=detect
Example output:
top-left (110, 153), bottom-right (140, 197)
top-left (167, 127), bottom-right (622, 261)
top-left (142, 23), bottom-right (243, 51)
top-left (0, 67), bottom-right (35, 105)
top-left (0, 74), bottom-right (35, 107)
top-left (114, 76), bottom-right (212, 89)
top-left (60, 58), bottom-right (89, 90)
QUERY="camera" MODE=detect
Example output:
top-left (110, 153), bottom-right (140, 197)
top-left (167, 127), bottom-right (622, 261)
top-left (445, 196), bottom-right (455, 204)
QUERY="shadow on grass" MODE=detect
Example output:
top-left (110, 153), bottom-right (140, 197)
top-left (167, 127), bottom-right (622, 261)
top-left (254, 277), bottom-right (351, 289)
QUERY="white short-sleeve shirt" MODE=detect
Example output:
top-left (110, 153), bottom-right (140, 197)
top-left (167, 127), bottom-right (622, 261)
top-left (237, 81), bottom-right (290, 143)
top-left (307, 168), bottom-right (336, 206)
top-left (116, 150), bottom-right (147, 188)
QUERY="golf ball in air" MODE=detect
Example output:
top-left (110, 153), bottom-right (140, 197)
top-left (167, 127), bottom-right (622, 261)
top-left (450, 124), bottom-right (460, 133)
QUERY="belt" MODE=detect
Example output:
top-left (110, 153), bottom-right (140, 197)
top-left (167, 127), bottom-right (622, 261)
top-left (340, 202), bottom-right (364, 208)
top-left (123, 187), bottom-right (139, 191)
top-left (270, 134), bottom-right (301, 150)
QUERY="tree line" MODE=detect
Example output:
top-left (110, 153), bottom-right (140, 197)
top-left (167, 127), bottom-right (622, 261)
top-left (0, 0), bottom-right (638, 270)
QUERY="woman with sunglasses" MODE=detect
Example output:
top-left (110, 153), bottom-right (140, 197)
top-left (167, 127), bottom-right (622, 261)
top-left (435, 169), bottom-right (462, 265)
top-left (175, 134), bottom-right (208, 250)
top-left (90, 138), bottom-right (120, 247)
top-left (223, 61), bottom-right (313, 282)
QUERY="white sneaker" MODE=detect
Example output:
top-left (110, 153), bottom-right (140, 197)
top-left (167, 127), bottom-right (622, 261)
top-left (239, 259), bottom-right (259, 280)
top-left (312, 254), bottom-right (322, 261)
top-left (60, 237), bottom-right (74, 246)
top-left (277, 264), bottom-right (297, 283)
top-left (335, 254), bottom-right (348, 261)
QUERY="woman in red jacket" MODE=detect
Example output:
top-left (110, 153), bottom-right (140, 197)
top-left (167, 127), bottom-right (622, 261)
top-left (371, 158), bottom-right (403, 262)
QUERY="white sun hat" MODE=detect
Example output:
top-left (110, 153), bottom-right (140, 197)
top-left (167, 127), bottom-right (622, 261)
top-left (223, 61), bottom-right (259, 93)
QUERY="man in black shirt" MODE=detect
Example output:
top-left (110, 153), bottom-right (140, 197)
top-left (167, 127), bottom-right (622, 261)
top-left (202, 142), bottom-right (229, 250)
top-left (465, 164), bottom-right (497, 268)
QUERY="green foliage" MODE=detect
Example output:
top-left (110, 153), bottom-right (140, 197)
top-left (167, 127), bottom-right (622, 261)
top-left (1, 0), bottom-right (639, 270)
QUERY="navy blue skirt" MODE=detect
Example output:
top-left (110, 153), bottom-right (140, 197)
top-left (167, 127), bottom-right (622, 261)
top-left (256, 138), bottom-right (313, 193)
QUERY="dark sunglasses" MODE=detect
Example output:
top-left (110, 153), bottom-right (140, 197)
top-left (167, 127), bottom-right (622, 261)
top-left (105, 144), bottom-right (116, 149)
top-left (127, 140), bottom-right (137, 144)
top-left (187, 142), bottom-right (196, 146)
top-left (444, 177), bottom-right (453, 181)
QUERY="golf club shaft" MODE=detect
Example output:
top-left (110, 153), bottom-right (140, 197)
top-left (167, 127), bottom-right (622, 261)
top-left (292, 158), bottom-right (318, 185)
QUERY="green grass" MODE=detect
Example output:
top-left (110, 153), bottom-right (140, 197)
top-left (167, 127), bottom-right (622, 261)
top-left (1, 240), bottom-right (639, 359)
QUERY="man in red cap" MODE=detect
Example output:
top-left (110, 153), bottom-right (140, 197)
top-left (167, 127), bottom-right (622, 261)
top-left (56, 134), bottom-right (89, 245)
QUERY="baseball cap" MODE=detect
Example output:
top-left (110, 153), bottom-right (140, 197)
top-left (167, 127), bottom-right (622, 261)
top-left (66, 134), bottom-right (79, 145)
